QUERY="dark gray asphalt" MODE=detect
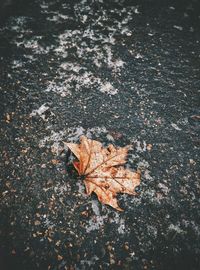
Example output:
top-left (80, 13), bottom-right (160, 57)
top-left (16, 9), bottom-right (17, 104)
top-left (0, 0), bottom-right (200, 269)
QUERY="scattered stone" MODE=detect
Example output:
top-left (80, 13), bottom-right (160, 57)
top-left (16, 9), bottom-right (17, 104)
top-left (146, 144), bottom-right (152, 151)
top-left (34, 220), bottom-right (41, 226)
top-left (57, 255), bottom-right (63, 261)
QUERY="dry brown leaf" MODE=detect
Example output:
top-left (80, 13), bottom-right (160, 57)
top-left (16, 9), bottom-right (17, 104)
top-left (64, 136), bottom-right (140, 211)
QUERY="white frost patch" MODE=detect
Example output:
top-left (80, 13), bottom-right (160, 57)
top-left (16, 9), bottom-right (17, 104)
top-left (60, 62), bottom-right (83, 73)
top-left (23, 37), bottom-right (53, 54)
top-left (39, 127), bottom-right (85, 148)
top-left (67, 127), bottom-right (86, 142)
top-left (182, 220), bottom-right (200, 236)
top-left (10, 25), bottom-right (53, 54)
top-left (86, 215), bottom-right (107, 232)
top-left (76, 181), bottom-right (87, 197)
top-left (43, 2), bottom-right (138, 96)
top-left (85, 126), bottom-right (109, 138)
top-left (30, 104), bottom-right (50, 120)
top-left (39, 130), bottom-right (66, 148)
top-left (45, 81), bottom-right (71, 97)
top-left (136, 159), bottom-right (154, 182)
top-left (133, 140), bottom-right (147, 152)
top-left (135, 53), bottom-right (143, 59)
top-left (46, 13), bottom-right (72, 22)
top-left (99, 82), bottom-right (118, 95)
top-left (113, 213), bottom-right (127, 234)
top-left (5, 0), bottom-right (144, 98)
top-left (80, 256), bottom-right (99, 268)
top-left (113, 59), bottom-right (124, 68)
top-left (91, 200), bottom-right (100, 216)
top-left (39, 126), bottom-right (110, 148)
top-left (104, 45), bottom-right (125, 71)
top-left (54, 183), bottom-right (68, 196)
top-left (12, 60), bottom-right (23, 68)
top-left (158, 183), bottom-right (170, 195)
top-left (118, 219), bottom-right (126, 234)
top-left (86, 210), bottom-right (127, 234)
top-left (143, 169), bottom-right (153, 181)
top-left (8, 16), bottom-right (30, 32)
top-left (24, 54), bottom-right (36, 61)
top-left (45, 71), bottom-right (103, 97)
top-left (169, 224), bottom-right (184, 234)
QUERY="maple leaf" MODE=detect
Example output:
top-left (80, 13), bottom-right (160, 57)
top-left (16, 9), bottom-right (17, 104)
top-left (64, 136), bottom-right (140, 211)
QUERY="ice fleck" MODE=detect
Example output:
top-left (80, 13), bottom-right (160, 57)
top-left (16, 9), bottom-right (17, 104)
top-left (135, 53), bottom-right (143, 59)
top-left (133, 7), bottom-right (140, 14)
top-left (171, 123), bottom-right (182, 130)
top-left (30, 104), bottom-right (50, 120)
top-left (158, 183), bottom-right (169, 195)
top-left (173, 25), bottom-right (183, 31)
top-left (91, 200), bottom-right (100, 216)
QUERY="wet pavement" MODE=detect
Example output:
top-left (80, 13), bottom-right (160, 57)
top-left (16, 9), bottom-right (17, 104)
top-left (0, 0), bottom-right (200, 269)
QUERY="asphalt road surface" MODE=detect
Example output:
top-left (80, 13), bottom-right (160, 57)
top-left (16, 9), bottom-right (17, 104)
top-left (0, 0), bottom-right (200, 269)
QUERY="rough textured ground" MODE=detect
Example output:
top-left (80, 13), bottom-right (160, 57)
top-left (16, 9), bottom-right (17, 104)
top-left (0, 0), bottom-right (200, 269)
